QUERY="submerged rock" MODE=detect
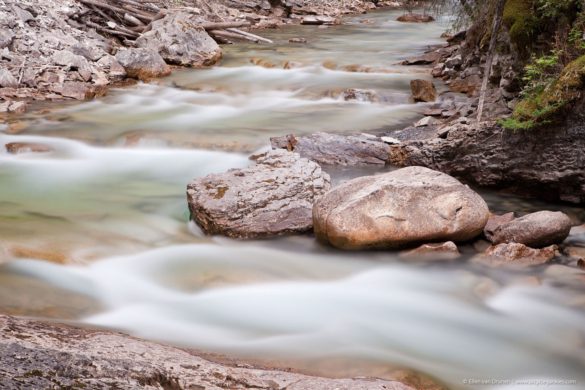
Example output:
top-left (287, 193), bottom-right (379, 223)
top-left (397, 14), bottom-right (435, 23)
top-left (313, 166), bottom-right (490, 250)
top-left (136, 11), bottom-right (221, 67)
top-left (0, 315), bottom-right (415, 390)
top-left (115, 48), bottom-right (171, 81)
top-left (488, 211), bottom-right (572, 247)
top-left (474, 243), bottom-right (558, 268)
top-left (271, 132), bottom-right (391, 166)
top-left (187, 150), bottom-right (330, 239)
top-left (5, 142), bottom-right (52, 154)
top-left (410, 79), bottom-right (437, 102)
top-left (400, 241), bottom-right (461, 261)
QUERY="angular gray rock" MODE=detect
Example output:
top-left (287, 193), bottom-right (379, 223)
top-left (271, 132), bottom-right (391, 166)
top-left (115, 48), bottom-right (171, 81)
top-left (136, 11), bottom-right (222, 67)
top-left (313, 166), bottom-right (490, 250)
top-left (187, 149), bottom-right (331, 239)
top-left (0, 315), bottom-right (414, 390)
top-left (488, 211), bottom-right (572, 247)
top-left (0, 68), bottom-right (18, 88)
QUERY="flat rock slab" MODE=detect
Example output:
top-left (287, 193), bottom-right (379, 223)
top-left (488, 211), bottom-right (572, 247)
top-left (0, 315), bottom-right (414, 390)
top-left (187, 150), bottom-right (330, 239)
top-left (313, 166), bottom-right (490, 250)
top-left (271, 132), bottom-right (391, 166)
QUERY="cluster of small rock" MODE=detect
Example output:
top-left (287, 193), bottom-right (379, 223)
top-left (187, 144), bottom-right (575, 268)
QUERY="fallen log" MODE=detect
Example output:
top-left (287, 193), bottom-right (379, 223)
top-left (201, 21), bottom-right (252, 30)
top-left (226, 28), bottom-right (273, 44)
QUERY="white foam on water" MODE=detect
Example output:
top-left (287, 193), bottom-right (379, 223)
top-left (5, 246), bottom-right (585, 389)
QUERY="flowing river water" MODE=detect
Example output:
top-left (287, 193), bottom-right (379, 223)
top-left (1, 10), bottom-right (585, 389)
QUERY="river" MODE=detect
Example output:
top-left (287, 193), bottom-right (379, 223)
top-left (1, 9), bottom-right (584, 390)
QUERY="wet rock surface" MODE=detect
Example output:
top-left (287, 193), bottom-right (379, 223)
top-left (474, 243), bottom-right (558, 268)
top-left (271, 132), bottom-right (391, 167)
top-left (0, 315), bottom-right (414, 390)
top-left (410, 79), bottom-right (437, 102)
top-left (187, 149), bottom-right (330, 239)
top-left (488, 211), bottom-right (572, 248)
top-left (313, 166), bottom-right (490, 250)
top-left (400, 241), bottom-right (461, 261)
top-left (389, 122), bottom-right (585, 204)
top-left (115, 48), bottom-right (171, 81)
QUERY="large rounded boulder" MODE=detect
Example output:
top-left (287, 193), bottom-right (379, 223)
top-left (313, 166), bottom-right (490, 250)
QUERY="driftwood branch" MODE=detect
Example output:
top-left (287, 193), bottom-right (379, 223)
top-left (73, 0), bottom-right (271, 46)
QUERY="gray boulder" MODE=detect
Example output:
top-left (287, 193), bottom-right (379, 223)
top-left (313, 166), bottom-right (490, 250)
top-left (271, 132), bottom-right (391, 166)
top-left (115, 48), bottom-right (171, 81)
top-left (136, 11), bottom-right (222, 67)
top-left (187, 150), bottom-right (330, 239)
top-left (488, 210), bottom-right (572, 247)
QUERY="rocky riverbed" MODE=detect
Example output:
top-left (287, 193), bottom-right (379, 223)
top-left (0, 0), bottom-right (396, 112)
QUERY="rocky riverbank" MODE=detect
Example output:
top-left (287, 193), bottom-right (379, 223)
top-left (0, 0), bottom-right (398, 112)
top-left (0, 315), bottom-right (420, 389)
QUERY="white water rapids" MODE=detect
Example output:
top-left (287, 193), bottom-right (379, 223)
top-left (1, 9), bottom-right (584, 389)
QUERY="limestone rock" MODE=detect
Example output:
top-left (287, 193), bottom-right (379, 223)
top-left (410, 79), bottom-right (437, 102)
top-left (187, 150), bottom-right (330, 239)
top-left (313, 166), bottom-right (490, 250)
top-left (115, 48), bottom-right (171, 81)
top-left (488, 211), bottom-right (572, 247)
top-left (0, 315), bottom-right (415, 390)
top-left (136, 11), bottom-right (222, 67)
top-left (271, 132), bottom-right (391, 166)
top-left (0, 69), bottom-right (18, 88)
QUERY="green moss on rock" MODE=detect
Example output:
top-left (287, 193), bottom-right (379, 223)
top-left (503, 0), bottom-right (537, 49)
top-left (502, 54), bottom-right (585, 129)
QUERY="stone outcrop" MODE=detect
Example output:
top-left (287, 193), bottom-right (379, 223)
top-left (0, 315), bottom-right (414, 390)
top-left (313, 166), bottom-right (490, 250)
top-left (135, 11), bottom-right (222, 67)
top-left (187, 150), bottom-right (330, 239)
top-left (487, 211), bottom-right (572, 248)
top-left (388, 121), bottom-right (585, 204)
top-left (271, 132), bottom-right (391, 166)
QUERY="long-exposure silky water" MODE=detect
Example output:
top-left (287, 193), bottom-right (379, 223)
top-left (1, 9), bottom-right (584, 390)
